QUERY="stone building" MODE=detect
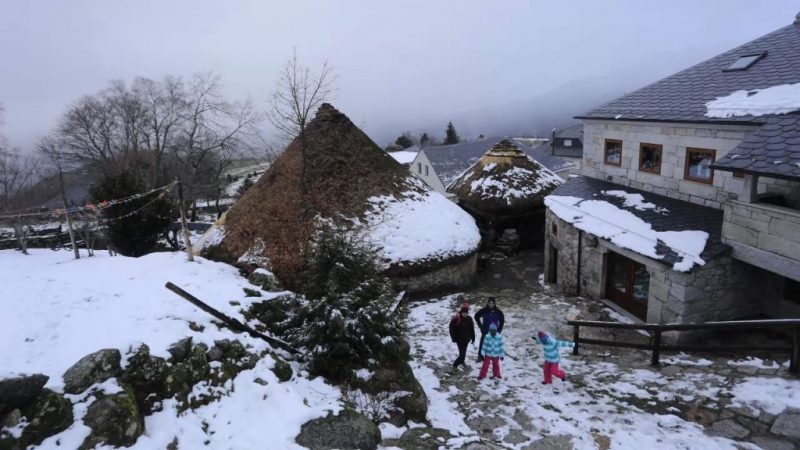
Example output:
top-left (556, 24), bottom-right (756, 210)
top-left (544, 14), bottom-right (800, 327)
top-left (535, 124), bottom-right (584, 175)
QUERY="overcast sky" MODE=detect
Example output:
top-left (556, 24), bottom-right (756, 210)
top-left (1, 0), bottom-right (798, 149)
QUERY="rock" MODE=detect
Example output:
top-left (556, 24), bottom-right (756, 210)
top-left (295, 410), bottom-right (380, 450)
top-left (167, 337), bottom-right (193, 362)
top-left (771, 413), bottom-right (800, 439)
top-left (0, 374), bottom-right (48, 411)
top-left (524, 435), bottom-right (575, 449)
top-left (394, 427), bottom-right (453, 450)
top-left (270, 355), bottom-right (293, 382)
top-left (63, 349), bottom-right (121, 394)
top-left (19, 389), bottom-right (73, 446)
top-left (750, 436), bottom-right (795, 450)
top-left (164, 344), bottom-right (210, 400)
top-left (361, 364), bottom-right (427, 424)
top-left (735, 415), bottom-right (769, 435)
top-left (207, 346), bottom-right (224, 362)
top-left (213, 339), bottom-right (231, 350)
top-left (121, 345), bottom-right (168, 395)
top-left (243, 287), bottom-right (262, 297)
top-left (80, 384), bottom-right (143, 449)
top-left (708, 419), bottom-right (750, 439)
top-left (248, 268), bottom-right (282, 291)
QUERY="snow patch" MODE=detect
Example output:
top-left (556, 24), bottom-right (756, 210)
top-left (705, 82), bottom-right (800, 118)
top-left (602, 190), bottom-right (668, 213)
top-left (730, 377), bottom-right (800, 415)
top-left (388, 150), bottom-right (418, 165)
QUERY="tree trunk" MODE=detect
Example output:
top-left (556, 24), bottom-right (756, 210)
top-left (177, 178), bottom-right (195, 262)
top-left (59, 169), bottom-right (80, 260)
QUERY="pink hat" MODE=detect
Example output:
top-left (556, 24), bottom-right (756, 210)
top-left (537, 331), bottom-right (548, 341)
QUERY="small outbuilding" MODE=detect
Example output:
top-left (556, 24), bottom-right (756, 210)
top-left (448, 139), bottom-right (564, 251)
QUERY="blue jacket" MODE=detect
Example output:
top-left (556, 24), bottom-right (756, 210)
top-left (533, 334), bottom-right (574, 363)
top-left (481, 333), bottom-right (505, 358)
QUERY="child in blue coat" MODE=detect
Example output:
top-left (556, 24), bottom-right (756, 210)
top-left (532, 330), bottom-right (574, 384)
top-left (478, 323), bottom-right (505, 380)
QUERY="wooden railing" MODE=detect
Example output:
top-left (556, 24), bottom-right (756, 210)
top-left (567, 318), bottom-right (800, 373)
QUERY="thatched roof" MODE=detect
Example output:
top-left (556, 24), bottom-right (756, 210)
top-left (447, 139), bottom-right (564, 216)
top-left (209, 104), bottom-right (479, 287)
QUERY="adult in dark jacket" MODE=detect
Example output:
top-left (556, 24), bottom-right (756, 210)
top-left (449, 303), bottom-right (475, 368)
top-left (475, 297), bottom-right (505, 361)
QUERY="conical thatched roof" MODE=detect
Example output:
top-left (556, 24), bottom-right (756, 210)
top-left (447, 139), bottom-right (564, 216)
top-left (210, 104), bottom-right (479, 288)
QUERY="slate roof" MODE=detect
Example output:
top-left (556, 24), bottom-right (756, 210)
top-left (714, 113), bottom-right (800, 180)
top-left (578, 22), bottom-right (800, 124)
top-left (537, 124), bottom-right (584, 159)
top-left (422, 138), bottom-right (572, 187)
top-left (549, 176), bottom-right (730, 266)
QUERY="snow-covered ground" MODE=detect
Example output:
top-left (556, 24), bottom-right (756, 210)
top-left (405, 294), bottom-right (800, 449)
top-left (0, 249), bottom-right (341, 449)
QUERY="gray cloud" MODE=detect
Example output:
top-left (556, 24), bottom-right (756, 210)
top-left (1, 0), bottom-right (798, 149)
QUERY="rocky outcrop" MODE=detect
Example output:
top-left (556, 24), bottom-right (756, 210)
top-left (248, 268), bottom-right (282, 292)
top-left (355, 361), bottom-right (427, 426)
top-left (0, 388), bottom-right (73, 449)
top-left (393, 427), bottom-right (454, 450)
top-left (0, 374), bottom-right (48, 411)
top-left (295, 409), bottom-right (381, 450)
top-left (270, 355), bottom-right (293, 382)
top-left (80, 384), bottom-right (143, 450)
top-left (63, 349), bottom-right (121, 394)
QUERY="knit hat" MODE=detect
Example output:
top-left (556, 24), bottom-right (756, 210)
top-left (459, 303), bottom-right (470, 313)
top-left (537, 331), bottom-right (548, 341)
top-left (487, 297), bottom-right (496, 306)
top-left (489, 323), bottom-right (498, 332)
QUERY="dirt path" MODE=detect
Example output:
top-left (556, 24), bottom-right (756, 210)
top-left (401, 252), bottom-right (799, 449)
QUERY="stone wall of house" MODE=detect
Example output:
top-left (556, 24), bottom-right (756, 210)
top-left (581, 120), bottom-right (772, 209)
top-left (390, 253), bottom-right (477, 294)
top-left (722, 200), bottom-right (800, 282)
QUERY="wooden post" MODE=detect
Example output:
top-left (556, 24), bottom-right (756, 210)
top-left (573, 324), bottom-right (580, 355)
top-left (176, 178), bottom-right (194, 262)
top-left (651, 329), bottom-right (662, 367)
top-left (791, 326), bottom-right (799, 374)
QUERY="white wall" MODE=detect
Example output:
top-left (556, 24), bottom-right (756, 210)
top-left (411, 151), bottom-right (450, 196)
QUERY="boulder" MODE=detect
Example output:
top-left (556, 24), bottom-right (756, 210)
top-left (63, 349), bottom-right (121, 394)
top-left (121, 345), bottom-right (168, 394)
top-left (167, 337), bottom-right (193, 363)
top-left (361, 363), bottom-right (427, 424)
top-left (243, 287), bottom-right (262, 298)
top-left (270, 355), bottom-right (293, 382)
top-left (19, 389), bottom-right (73, 446)
top-left (0, 374), bottom-right (48, 411)
top-left (206, 345), bottom-right (225, 362)
top-left (163, 344), bottom-right (210, 400)
top-left (771, 413), bottom-right (800, 439)
top-left (395, 427), bottom-right (454, 450)
top-left (248, 268), bottom-right (282, 292)
top-left (295, 410), bottom-right (381, 450)
top-left (80, 384), bottom-right (143, 450)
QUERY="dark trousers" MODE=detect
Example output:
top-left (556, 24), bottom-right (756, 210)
top-left (453, 340), bottom-right (469, 367)
top-left (477, 332), bottom-right (487, 357)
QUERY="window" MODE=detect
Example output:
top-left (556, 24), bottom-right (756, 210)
top-left (639, 143), bottom-right (662, 174)
top-left (563, 139), bottom-right (572, 147)
top-left (684, 148), bottom-right (716, 184)
top-left (733, 171), bottom-right (745, 179)
top-left (551, 222), bottom-right (558, 236)
top-left (724, 52), bottom-right (766, 71)
top-left (417, 162), bottom-right (422, 174)
top-left (604, 139), bottom-right (622, 166)
top-left (425, 165), bottom-right (429, 176)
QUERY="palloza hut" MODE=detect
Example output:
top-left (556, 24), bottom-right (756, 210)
top-left (198, 104), bottom-right (480, 292)
top-left (448, 139), bottom-right (563, 249)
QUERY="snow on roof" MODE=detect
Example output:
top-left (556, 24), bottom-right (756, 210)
top-left (469, 165), bottom-right (563, 204)
top-left (387, 149), bottom-right (419, 165)
top-left (363, 177), bottom-right (480, 268)
top-left (705, 82), bottom-right (800, 118)
top-left (545, 194), bottom-right (708, 272)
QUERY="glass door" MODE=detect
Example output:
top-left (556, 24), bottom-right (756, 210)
top-left (606, 252), bottom-right (649, 320)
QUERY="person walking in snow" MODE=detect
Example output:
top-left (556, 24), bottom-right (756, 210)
top-left (478, 323), bottom-right (505, 380)
top-left (449, 302), bottom-right (475, 369)
top-left (532, 330), bottom-right (574, 385)
top-left (475, 297), bottom-right (505, 362)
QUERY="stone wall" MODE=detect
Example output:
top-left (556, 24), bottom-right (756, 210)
top-left (581, 120), bottom-right (767, 209)
top-left (390, 253), bottom-right (477, 294)
top-left (722, 200), bottom-right (800, 284)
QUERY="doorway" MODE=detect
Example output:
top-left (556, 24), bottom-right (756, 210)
top-left (548, 245), bottom-right (558, 283)
top-left (605, 252), bottom-right (649, 320)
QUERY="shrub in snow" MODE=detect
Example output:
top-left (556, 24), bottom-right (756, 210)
top-left (261, 226), bottom-right (404, 383)
top-left (90, 170), bottom-right (174, 257)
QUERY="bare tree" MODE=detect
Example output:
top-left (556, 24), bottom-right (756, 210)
top-left (0, 150), bottom-right (42, 254)
top-left (38, 135), bottom-right (80, 259)
top-left (269, 50), bottom-right (335, 140)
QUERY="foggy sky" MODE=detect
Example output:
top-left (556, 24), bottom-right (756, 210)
top-left (2, 0), bottom-right (799, 149)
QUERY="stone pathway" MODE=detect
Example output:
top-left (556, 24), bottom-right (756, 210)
top-left (401, 251), bottom-right (800, 449)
